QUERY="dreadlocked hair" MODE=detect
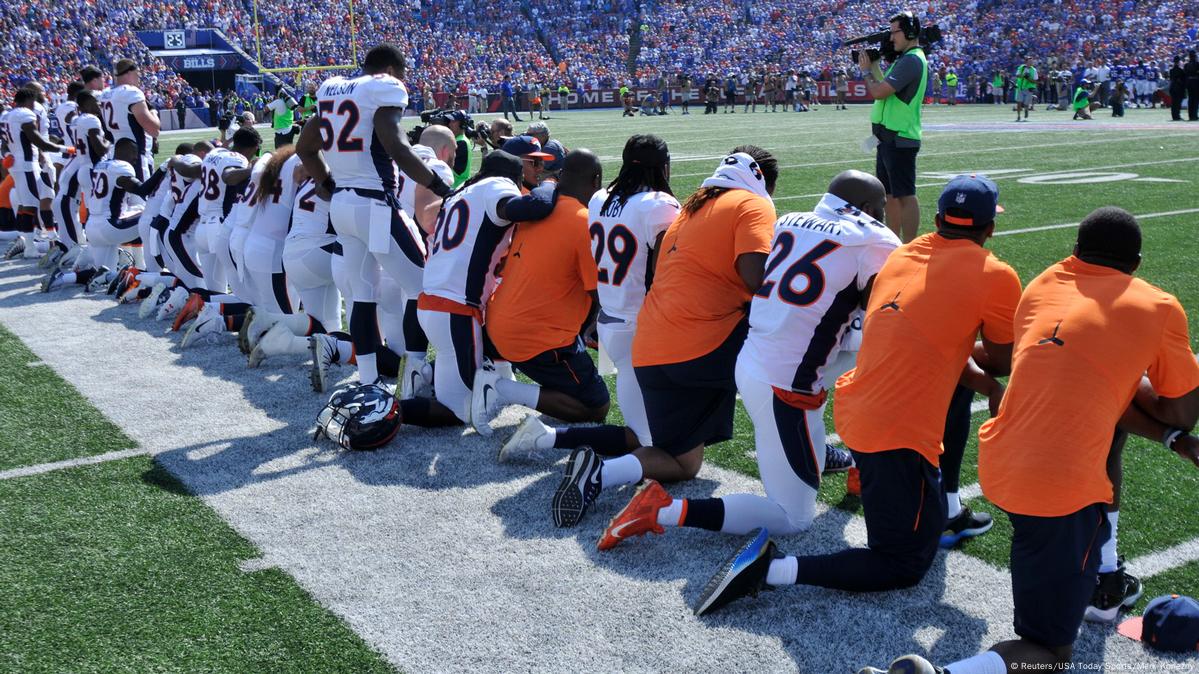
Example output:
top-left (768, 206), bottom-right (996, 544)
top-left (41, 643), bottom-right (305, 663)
top-left (601, 134), bottom-right (673, 217)
top-left (253, 146), bottom-right (295, 207)
top-left (681, 144), bottom-right (777, 215)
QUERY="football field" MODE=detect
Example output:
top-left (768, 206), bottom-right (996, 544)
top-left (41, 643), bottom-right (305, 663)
top-left (2, 104), bottom-right (1198, 672)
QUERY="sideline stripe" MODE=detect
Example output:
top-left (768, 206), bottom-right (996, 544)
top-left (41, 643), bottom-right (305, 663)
top-left (1129, 536), bottom-right (1199, 578)
top-left (0, 448), bottom-right (151, 480)
top-left (996, 208), bottom-right (1199, 237)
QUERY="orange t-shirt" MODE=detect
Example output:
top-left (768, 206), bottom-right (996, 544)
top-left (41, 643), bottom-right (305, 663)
top-left (835, 233), bottom-right (1022, 465)
top-left (979, 257), bottom-right (1199, 517)
top-left (485, 194), bottom-right (598, 362)
top-left (632, 189), bottom-right (776, 366)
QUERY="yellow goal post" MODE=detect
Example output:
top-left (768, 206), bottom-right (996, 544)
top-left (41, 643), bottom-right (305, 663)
top-left (251, 0), bottom-right (360, 78)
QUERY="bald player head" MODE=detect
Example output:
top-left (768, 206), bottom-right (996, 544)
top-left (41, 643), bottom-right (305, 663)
top-left (827, 169), bottom-right (887, 223)
top-left (417, 124), bottom-right (456, 165)
top-left (557, 149), bottom-right (603, 204)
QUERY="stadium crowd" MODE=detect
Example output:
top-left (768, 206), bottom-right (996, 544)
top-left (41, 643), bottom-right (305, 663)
top-left (3, 0), bottom-right (1196, 113)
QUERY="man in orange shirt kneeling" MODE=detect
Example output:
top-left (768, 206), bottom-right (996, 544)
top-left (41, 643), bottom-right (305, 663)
top-left (864, 207), bottom-right (1199, 674)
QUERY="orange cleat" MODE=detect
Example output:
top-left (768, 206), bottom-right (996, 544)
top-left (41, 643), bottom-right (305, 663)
top-left (172, 292), bottom-right (204, 332)
top-left (597, 479), bottom-right (672, 551)
top-left (846, 466), bottom-right (861, 496)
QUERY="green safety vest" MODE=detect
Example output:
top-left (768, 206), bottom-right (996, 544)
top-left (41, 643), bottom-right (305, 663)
top-left (993, 74), bottom-right (1004, 88)
top-left (870, 48), bottom-right (928, 142)
top-left (1072, 87), bottom-right (1090, 110)
top-left (452, 132), bottom-right (472, 188)
top-left (1016, 65), bottom-right (1037, 90)
top-left (300, 94), bottom-right (317, 119)
top-left (272, 101), bottom-right (292, 131)
top-left (946, 73), bottom-right (958, 87)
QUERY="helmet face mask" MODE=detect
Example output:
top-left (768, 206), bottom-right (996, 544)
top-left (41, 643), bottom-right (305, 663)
top-left (313, 383), bottom-right (402, 450)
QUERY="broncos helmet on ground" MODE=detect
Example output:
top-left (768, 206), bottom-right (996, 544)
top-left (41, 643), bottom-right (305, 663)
top-left (313, 383), bottom-right (402, 450)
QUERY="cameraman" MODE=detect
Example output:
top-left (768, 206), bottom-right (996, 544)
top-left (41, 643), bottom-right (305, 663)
top-left (439, 111), bottom-right (474, 187)
top-left (859, 11), bottom-right (928, 242)
top-left (266, 89), bottom-right (299, 147)
top-left (477, 118), bottom-right (513, 158)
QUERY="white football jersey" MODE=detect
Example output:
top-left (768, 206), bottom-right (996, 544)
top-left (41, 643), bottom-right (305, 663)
top-left (158, 154), bottom-right (202, 219)
top-left (227, 153), bottom-right (273, 231)
top-left (739, 193), bottom-right (900, 395)
top-left (55, 101), bottom-right (78, 146)
top-left (586, 188), bottom-right (680, 322)
top-left (100, 84), bottom-right (151, 154)
top-left (168, 179), bottom-right (204, 230)
top-left (71, 113), bottom-right (104, 167)
top-left (0, 109), bottom-right (8, 155)
top-left (197, 148), bottom-right (250, 220)
top-left (33, 101), bottom-right (50, 138)
top-left (5, 108), bottom-right (40, 171)
top-left (288, 178), bottom-right (334, 243)
top-left (250, 154), bottom-right (301, 240)
top-left (141, 165), bottom-right (172, 222)
top-left (315, 74), bottom-right (409, 191)
top-left (89, 159), bottom-right (144, 223)
top-left (423, 176), bottom-right (522, 308)
top-left (398, 144), bottom-right (453, 216)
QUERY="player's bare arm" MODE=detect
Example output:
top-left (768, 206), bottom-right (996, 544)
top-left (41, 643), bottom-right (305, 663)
top-left (20, 120), bottom-right (64, 155)
top-left (374, 106), bottom-right (446, 195)
top-left (131, 100), bottom-right (161, 137)
top-left (168, 155), bottom-right (201, 179)
top-left (735, 252), bottom-right (768, 292)
top-left (295, 116), bottom-right (332, 198)
top-left (222, 165), bottom-right (253, 185)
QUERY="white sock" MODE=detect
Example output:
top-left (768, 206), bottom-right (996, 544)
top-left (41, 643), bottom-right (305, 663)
top-left (357, 352), bottom-right (378, 383)
top-left (533, 426), bottom-right (556, 450)
top-left (336, 340), bottom-right (354, 364)
top-left (1099, 510), bottom-right (1119, 573)
top-left (657, 499), bottom-right (684, 527)
top-left (765, 556), bottom-right (798, 586)
top-left (600, 454), bottom-right (642, 491)
top-left (280, 313), bottom-right (312, 335)
top-left (945, 650), bottom-right (1006, 674)
top-left (496, 378), bottom-right (540, 408)
top-left (946, 491), bottom-right (962, 519)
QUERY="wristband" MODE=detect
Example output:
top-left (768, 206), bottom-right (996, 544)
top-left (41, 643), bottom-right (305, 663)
top-left (1163, 428), bottom-right (1186, 450)
top-left (427, 174), bottom-right (452, 198)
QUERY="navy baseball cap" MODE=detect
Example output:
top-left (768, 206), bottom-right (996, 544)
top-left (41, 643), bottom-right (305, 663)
top-left (937, 174), bottom-right (1004, 227)
top-left (1118, 594), bottom-right (1199, 652)
top-left (501, 135), bottom-right (554, 161)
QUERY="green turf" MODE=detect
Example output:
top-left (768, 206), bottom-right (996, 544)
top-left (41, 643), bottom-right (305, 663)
top-left (0, 327), bottom-right (394, 672)
top-left (162, 106), bottom-right (1199, 605)
top-left (0, 457), bottom-right (395, 673)
top-left (0, 323), bottom-right (135, 471)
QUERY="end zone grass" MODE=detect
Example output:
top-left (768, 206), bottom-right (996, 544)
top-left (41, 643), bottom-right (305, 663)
top-left (0, 327), bottom-right (394, 672)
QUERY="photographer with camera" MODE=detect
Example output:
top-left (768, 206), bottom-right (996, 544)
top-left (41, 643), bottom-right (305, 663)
top-left (266, 89), bottom-right (299, 147)
top-left (857, 11), bottom-right (930, 242)
top-left (477, 118), bottom-right (513, 158)
top-left (1014, 54), bottom-right (1038, 122)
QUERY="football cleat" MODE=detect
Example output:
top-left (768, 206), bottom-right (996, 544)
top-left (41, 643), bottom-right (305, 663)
top-left (940, 506), bottom-right (994, 548)
top-left (1084, 558), bottom-right (1142, 623)
top-left (140, 283), bottom-right (169, 318)
top-left (40, 270), bottom-right (68, 293)
top-left (470, 360), bottom-right (502, 437)
top-left (400, 357), bottom-right (433, 400)
top-left (155, 286), bottom-right (190, 321)
top-left (309, 333), bottom-right (340, 393)
top-left (3, 238), bottom-right (25, 260)
top-left (597, 479), bottom-right (671, 551)
top-left (551, 447), bottom-right (603, 528)
top-left (498, 414), bottom-right (552, 463)
top-left (181, 304), bottom-right (225, 348)
top-left (824, 444), bottom-right (854, 473)
top-left (693, 527), bottom-right (777, 616)
top-left (117, 278), bottom-right (143, 304)
top-left (243, 309), bottom-right (280, 354)
top-left (114, 267), bottom-right (139, 299)
top-left (39, 245), bottom-right (64, 269)
top-left (171, 292), bottom-right (204, 332)
top-left (105, 266), bottom-right (128, 295)
top-left (248, 322), bottom-right (308, 368)
top-left (84, 267), bottom-right (113, 293)
top-left (57, 246), bottom-right (81, 271)
top-left (857, 654), bottom-right (944, 674)
top-left (236, 307), bottom-right (256, 354)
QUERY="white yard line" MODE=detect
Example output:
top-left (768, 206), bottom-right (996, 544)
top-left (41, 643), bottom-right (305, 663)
top-left (1129, 537), bottom-right (1199, 578)
top-left (996, 208), bottom-right (1199, 237)
top-left (0, 448), bottom-right (151, 480)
